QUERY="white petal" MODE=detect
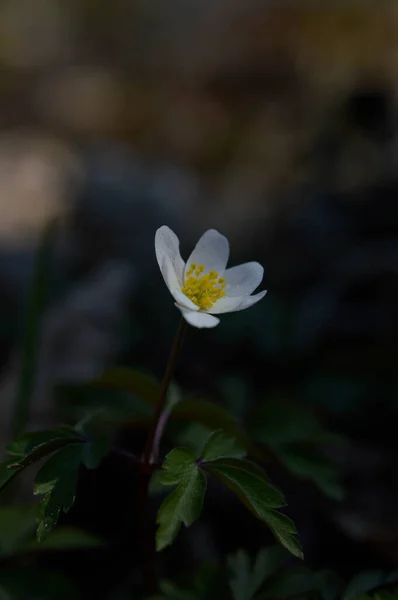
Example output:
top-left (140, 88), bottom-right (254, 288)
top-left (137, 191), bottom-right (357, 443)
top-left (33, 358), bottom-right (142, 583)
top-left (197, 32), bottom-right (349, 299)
top-left (208, 290), bottom-right (267, 314)
top-left (155, 226), bottom-right (185, 287)
top-left (173, 290), bottom-right (200, 311)
top-left (225, 261), bottom-right (264, 297)
top-left (177, 307), bottom-right (220, 328)
top-left (159, 254), bottom-right (183, 299)
top-left (184, 229), bottom-right (229, 277)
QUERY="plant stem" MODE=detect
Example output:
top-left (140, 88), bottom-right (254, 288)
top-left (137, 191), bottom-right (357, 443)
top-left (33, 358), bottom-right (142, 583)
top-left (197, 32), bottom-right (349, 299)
top-left (138, 316), bottom-right (187, 593)
top-left (143, 317), bottom-right (187, 466)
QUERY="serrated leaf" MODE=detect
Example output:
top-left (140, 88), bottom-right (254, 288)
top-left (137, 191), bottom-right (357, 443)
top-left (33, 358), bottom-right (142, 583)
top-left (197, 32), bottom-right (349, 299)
top-left (200, 430), bottom-right (246, 462)
top-left (156, 447), bottom-right (207, 551)
top-left (34, 445), bottom-right (84, 542)
top-left (159, 448), bottom-right (198, 485)
top-left (6, 427), bottom-right (82, 458)
top-left (0, 431), bottom-right (84, 496)
top-left (205, 459), bottom-right (303, 559)
top-left (86, 367), bottom-right (160, 405)
top-left (260, 509), bottom-right (303, 559)
top-left (81, 434), bottom-right (110, 469)
top-left (205, 459), bottom-right (284, 508)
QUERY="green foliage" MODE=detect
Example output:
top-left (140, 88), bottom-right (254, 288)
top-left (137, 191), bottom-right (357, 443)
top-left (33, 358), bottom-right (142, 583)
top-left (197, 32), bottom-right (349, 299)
top-left (85, 367), bottom-right (160, 406)
top-left (12, 219), bottom-right (57, 436)
top-left (34, 444), bottom-right (85, 541)
top-left (0, 428), bottom-right (85, 495)
top-left (157, 432), bottom-right (302, 559)
top-left (342, 571), bottom-right (398, 600)
top-left (0, 424), bottom-right (110, 542)
top-left (156, 448), bottom-right (207, 551)
top-left (200, 429), bottom-right (246, 461)
top-left (0, 504), bottom-right (101, 599)
top-left (249, 397), bottom-right (344, 500)
top-left (228, 546), bottom-right (287, 600)
top-left (204, 456), bottom-right (303, 559)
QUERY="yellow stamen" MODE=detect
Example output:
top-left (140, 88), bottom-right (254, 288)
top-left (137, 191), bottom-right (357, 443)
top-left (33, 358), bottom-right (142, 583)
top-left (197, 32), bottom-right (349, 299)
top-left (181, 263), bottom-right (226, 310)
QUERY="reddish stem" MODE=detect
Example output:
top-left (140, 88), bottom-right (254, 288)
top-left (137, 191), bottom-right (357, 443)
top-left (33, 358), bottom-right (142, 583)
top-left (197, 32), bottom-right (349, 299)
top-left (138, 317), bottom-right (187, 593)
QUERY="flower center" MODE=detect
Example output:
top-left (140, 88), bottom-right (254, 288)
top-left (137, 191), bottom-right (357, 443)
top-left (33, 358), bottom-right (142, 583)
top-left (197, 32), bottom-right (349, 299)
top-left (181, 263), bottom-right (226, 310)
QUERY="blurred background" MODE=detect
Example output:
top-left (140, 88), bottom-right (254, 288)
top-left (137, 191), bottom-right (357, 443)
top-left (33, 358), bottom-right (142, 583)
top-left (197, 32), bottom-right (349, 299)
top-left (0, 1), bottom-right (398, 598)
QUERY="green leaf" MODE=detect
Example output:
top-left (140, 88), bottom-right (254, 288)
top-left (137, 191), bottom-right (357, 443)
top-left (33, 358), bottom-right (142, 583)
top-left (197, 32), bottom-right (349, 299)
top-left (0, 430), bottom-right (84, 495)
top-left (205, 459), bottom-right (284, 508)
top-left (0, 460), bottom-right (24, 494)
top-left (159, 448), bottom-right (198, 485)
top-left (6, 426), bottom-right (82, 459)
top-left (250, 398), bottom-right (331, 446)
top-left (34, 444), bottom-right (84, 542)
top-left (228, 546), bottom-right (289, 600)
top-left (342, 571), bottom-right (386, 600)
top-left (228, 550), bottom-right (260, 600)
top-left (261, 566), bottom-right (318, 598)
top-left (12, 219), bottom-right (57, 436)
top-left (171, 399), bottom-right (242, 439)
top-left (259, 509), bottom-right (303, 560)
top-left (205, 458), bottom-right (303, 559)
top-left (200, 430), bottom-right (246, 462)
top-left (274, 446), bottom-right (344, 501)
top-left (249, 398), bottom-right (343, 499)
top-left (86, 367), bottom-right (160, 406)
top-left (156, 447), bottom-right (207, 551)
top-left (81, 434), bottom-right (110, 469)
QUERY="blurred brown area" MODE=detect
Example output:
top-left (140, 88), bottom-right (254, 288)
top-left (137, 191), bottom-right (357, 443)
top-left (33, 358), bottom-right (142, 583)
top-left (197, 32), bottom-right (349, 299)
top-left (0, 1), bottom-right (397, 239)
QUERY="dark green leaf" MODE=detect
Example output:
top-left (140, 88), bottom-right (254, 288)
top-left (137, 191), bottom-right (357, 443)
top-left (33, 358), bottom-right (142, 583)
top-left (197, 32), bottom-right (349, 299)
top-left (12, 219), bottom-right (57, 436)
top-left (156, 447), bottom-right (207, 551)
top-left (6, 427), bottom-right (82, 459)
top-left (171, 399), bottom-right (241, 438)
top-left (261, 566), bottom-right (317, 598)
top-left (205, 459), bottom-right (284, 508)
top-left (81, 434), bottom-right (110, 469)
top-left (259, 509), bottom-right (303, 560)
top-left (200, 430), bottom-right (246, 462)
top-left (34, 444), bottom-right (84, 542)
top-left (228, 546), bottom-right (289, 600)
top-left (86, 367), bottom-right (160, 405)
top-left (250, 398), bottom-right (338, 446)
top-left (0, 430), bottom-right (84, 496)
top-left (0, 460), bottom-right (23, 494)
top-left (159, 448), bottom-right (198, 485)
top-left (274, 446), bottom-right (344, 501)
top-left (205, 459), bottom-right (303, 559)
top-left (342, 571), bottom-right (386, 600)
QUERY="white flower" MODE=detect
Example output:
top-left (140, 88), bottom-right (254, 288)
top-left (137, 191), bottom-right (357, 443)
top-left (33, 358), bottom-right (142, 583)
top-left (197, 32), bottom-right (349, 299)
top-left (155, 226), bottom-right (267, 328)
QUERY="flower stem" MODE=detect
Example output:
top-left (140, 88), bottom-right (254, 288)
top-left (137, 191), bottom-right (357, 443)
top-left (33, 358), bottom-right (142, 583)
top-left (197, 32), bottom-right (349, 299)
top-left (138, 316), bottom-right (187, 593)
top-left (143, 317), bottom-right (187, 466)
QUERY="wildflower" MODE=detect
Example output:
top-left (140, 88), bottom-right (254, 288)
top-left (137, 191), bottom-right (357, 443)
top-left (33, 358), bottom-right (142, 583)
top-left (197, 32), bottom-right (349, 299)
top-left (155, 226), bottom-right (267, 328)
